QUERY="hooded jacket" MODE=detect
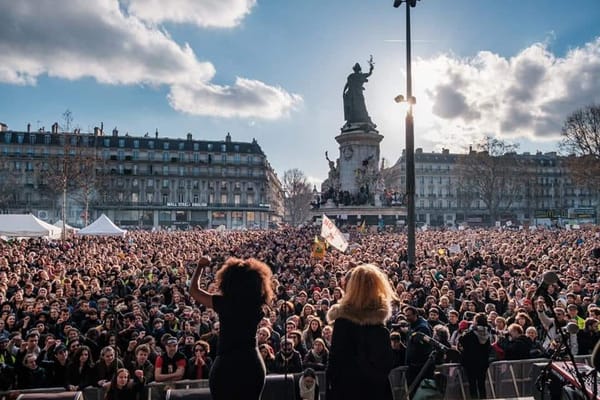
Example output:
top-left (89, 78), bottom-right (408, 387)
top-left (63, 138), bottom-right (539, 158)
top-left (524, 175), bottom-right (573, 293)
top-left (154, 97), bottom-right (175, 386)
top-left (326, 303), bottom-right (394, 400)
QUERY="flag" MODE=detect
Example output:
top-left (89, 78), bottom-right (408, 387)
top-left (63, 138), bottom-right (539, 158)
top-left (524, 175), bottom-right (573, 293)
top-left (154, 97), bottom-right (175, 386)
top-left (358, 220), bottom-right (366, 233)
top-left (321, 215), bottom-right (349, 252)
top-left (311, 236), bottom-right (326, 259)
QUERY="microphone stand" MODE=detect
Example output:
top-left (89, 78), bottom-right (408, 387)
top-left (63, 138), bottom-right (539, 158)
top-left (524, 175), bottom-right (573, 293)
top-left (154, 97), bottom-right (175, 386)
top-left (405, 348), bottom-right (439, 400)
top-left (540, 294), bottom-right (592, 400)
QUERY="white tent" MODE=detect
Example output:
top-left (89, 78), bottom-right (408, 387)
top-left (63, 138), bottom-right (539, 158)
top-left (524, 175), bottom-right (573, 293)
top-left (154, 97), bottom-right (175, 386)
top-left (76, 214), bottom-right (126, 237)
top-left (0, 214), bottom-right (62, 239)
top-left (53, 220), bottom-right (79, 232)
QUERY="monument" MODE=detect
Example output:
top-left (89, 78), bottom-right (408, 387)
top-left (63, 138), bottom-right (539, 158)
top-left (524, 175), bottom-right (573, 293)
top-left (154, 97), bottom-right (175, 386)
top-left (314, 56), bottom-right (405, 228)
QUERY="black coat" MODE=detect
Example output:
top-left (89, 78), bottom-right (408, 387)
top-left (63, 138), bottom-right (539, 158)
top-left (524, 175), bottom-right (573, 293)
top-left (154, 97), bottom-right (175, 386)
top-left (504, 335), bottom-right (533, 360)
top-left (459, 329), bottom-right (491, 371)
top-left (326, 303), bottom-right (394, 400)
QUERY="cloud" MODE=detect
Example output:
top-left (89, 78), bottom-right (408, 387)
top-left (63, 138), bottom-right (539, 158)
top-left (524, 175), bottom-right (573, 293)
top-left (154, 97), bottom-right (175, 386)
top-left (168, 78), bottom-right (303, 119)
top-left (125, 0), bottom-right (256, 28)
top-left (412, 38), bottom-right (600, 149)
top-left (0, 0), bottom-right (300, 120)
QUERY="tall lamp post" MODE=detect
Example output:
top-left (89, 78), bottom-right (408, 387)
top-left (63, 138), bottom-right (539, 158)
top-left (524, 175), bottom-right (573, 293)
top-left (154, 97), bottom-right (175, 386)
top-left (394, 0), bottom-right (419, 266)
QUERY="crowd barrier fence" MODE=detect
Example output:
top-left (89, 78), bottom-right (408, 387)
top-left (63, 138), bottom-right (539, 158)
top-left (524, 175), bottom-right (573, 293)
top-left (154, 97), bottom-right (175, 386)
top-left (0, 356), bottom-right (592, 400)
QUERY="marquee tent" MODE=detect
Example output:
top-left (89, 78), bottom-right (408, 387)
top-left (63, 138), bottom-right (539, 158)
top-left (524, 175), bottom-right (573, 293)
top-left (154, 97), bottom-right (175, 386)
top-left (0, 214), bottom-right (62, 239)
top-left (76, 214), bottom-right (126, 237)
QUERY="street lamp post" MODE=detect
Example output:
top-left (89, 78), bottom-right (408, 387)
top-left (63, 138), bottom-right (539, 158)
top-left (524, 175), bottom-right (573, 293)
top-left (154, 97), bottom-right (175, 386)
top-left (394, 0), bottom-right (419, 266)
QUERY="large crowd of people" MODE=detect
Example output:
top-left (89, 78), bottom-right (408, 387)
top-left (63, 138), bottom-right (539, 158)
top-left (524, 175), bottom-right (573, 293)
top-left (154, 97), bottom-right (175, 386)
top-left (0, 225), bottom-right (599, 399)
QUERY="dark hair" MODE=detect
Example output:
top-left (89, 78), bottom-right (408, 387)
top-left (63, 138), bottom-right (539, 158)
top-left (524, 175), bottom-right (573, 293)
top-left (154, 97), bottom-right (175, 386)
top-left (215, 258), bottom-right (274, 305)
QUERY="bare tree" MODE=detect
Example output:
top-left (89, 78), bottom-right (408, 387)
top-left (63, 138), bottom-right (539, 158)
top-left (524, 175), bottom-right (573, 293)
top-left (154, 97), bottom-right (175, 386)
top-left (456, 137), bottom-right (529, 225)
top-left (560, 104), bottom-right (600, 189)
top-left (283, 168), bottom-right (313, 226)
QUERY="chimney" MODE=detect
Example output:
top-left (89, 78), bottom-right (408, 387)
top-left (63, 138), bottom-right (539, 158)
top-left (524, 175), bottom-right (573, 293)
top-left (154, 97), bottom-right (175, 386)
top-left (187, 133), bottom-right (192, 141)
top-left (469, 145), bottom-right (473, 154)
top-left (155, 129), bottom-right (159, 138)
top-left (94, 127), bottom-right (100, 136)
top-left (225, 132), bottom-right (231, 142)
top-left (100, 122), bottom-right (104, 134)
top-left (112, 127), bottom-right (118, 137)
top-left (27, 123), bottom-right (31, 133)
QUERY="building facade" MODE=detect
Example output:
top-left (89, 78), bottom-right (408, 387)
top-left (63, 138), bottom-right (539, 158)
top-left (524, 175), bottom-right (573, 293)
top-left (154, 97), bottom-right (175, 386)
top-left (0, 124), bottom-right (284, 230)
top-left (392, 148), bottom-right (598, 227)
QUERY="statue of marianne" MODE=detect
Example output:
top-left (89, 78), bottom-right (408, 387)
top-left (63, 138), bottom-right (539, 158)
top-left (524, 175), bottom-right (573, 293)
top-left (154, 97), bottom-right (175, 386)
top-left (343, 56), bottom-right (374, 125)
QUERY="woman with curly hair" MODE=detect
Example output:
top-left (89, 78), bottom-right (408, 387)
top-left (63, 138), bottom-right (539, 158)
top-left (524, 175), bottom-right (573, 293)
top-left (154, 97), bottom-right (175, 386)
top-left (189, 256), bottom-right (274, 400)
top-left (326, 264), bottom-right (396, 400)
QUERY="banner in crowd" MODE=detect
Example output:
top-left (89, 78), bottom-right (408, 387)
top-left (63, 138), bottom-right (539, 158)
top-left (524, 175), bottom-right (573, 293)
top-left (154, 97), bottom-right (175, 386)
top-left (321, 215), bottom-right (348, 252)
top-left (311, 236), bottom-right (326, 259)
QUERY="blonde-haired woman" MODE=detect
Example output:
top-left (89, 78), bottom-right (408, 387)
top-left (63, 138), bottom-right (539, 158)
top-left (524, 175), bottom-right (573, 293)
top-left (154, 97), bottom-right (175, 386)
top-left (326, 264), bottom-right (396, 400)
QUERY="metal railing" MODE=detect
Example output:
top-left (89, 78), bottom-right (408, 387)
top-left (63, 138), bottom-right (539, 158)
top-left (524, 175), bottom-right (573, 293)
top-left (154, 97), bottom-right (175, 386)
top-left (1, 357), bottom-right (592, 400)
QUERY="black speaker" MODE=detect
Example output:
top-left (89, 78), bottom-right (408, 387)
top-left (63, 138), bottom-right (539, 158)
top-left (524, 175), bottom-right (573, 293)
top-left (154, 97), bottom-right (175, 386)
top-left (17, 391), bottom-right (83, 400)
top-left (261, 374), bottom-right (295, 400)
top-left (166, 387), bottom-right (212, 400)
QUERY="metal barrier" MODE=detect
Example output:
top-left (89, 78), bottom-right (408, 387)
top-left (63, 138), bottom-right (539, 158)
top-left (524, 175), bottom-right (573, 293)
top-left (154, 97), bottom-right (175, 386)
top-left (389, 356), bottom-right (593, 400)
top-left (1, 357), bottom-right (592, 400)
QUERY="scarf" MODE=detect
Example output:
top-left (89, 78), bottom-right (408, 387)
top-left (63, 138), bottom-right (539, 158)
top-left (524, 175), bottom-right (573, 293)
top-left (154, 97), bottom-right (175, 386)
top-left (298, 375), bottom-right (317, 400)
top-left (474, 326), bottom-right (490, 344)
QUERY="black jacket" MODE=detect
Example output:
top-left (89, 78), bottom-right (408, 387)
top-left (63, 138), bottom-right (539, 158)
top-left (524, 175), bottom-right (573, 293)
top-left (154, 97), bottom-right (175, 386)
top-left (406, 316), bottom-right (432, 367)
top-left (326, 303), bottom-right (394, 400)
top-left (504, 335), bottom-right (533, 360)
top-left (459, 328), bottom-right (491, 371)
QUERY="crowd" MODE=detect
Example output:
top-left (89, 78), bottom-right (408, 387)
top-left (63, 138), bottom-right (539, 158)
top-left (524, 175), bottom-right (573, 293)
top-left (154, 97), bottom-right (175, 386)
top-left (0, 225), bottom-right (599, 398)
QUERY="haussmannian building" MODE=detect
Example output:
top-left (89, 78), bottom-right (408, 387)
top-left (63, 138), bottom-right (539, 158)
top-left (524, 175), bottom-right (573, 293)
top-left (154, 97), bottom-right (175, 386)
top-left (392, 148), bottom-right (598, 227)
top-left (0, 123), bottom-right (284, 230)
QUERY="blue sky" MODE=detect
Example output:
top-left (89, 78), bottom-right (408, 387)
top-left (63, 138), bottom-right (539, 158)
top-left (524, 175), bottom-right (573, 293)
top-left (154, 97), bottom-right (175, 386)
top-left (1, 0), bottom-right (600, 185)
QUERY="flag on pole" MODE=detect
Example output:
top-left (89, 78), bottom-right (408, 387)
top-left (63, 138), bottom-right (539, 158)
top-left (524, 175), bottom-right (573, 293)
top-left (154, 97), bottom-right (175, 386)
top-left (321, 214), bottom-right (348, 252)
top-left (357, 220), bottom-right (366, 233)
top-left (311, 236), bottom-right (326, 259)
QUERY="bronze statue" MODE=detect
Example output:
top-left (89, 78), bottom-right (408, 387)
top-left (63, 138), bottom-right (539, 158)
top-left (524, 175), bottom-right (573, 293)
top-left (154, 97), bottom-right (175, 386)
top-left (343, 56), bottom-right (374, 126)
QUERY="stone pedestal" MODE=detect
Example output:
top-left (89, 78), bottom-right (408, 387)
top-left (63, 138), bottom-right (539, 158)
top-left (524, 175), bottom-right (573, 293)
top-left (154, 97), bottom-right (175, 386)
top-left (335, 128), bottom-right (383, 196)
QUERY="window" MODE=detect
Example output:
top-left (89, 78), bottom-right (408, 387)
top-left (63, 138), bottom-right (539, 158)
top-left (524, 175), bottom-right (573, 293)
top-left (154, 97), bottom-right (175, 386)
top-left (234, 194), bottom-right (241, 205)
top-left (162, 179), bottom-right (169, 188)
top-left (132, 150), bottom-right (139, 160)
top-left (220, 194), bottom-right (228, 204)
top-left (17, 134), bottom-right (24, 144)
top-left (44, 135), bottom-right (51, 145)
top-left (163, 152), bottom-right (169, 162)
top-left (221, 144), bottom-right (226, 152)
top-left (4, 133), bottom-right (12, 143)
top-left (193, 194), bottom-right (199, 203)
top-left (194, 153), bottom-right (199, 163)
top-left (29, 134), bottom-right (36, 145)
top-left (162, 194), bottom-right (168, 205)
top-left (118, 139), bottom-right (125, 148)
top-left (148, 152), bottom-right (155, 161)
top-left (163, 142), bottom-right (169, 150)
top-left (178, 192), bottom-right (185, 202)
top-left (146, 193), bottom-right (154, 203)
top-left (179, 142), bottom-right (185, 150)
top-left (193, 143), bottom-right (199, 151)
top-left (104, 138), bottom-right (110, 147)
top-left (132, 193), bottom-right (139, 203)
top-left (133, 140), bottom-right (140, 148)
top-left (148, 140), bottom-right (154, 149)
top-left (207, 143), bottom-right (213, 151)
top-left (162, 165), bottom-right (169, 175)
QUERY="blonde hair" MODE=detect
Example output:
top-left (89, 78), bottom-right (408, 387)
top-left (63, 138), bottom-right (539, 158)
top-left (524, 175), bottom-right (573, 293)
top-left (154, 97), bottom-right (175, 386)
top-left (340, 264), bottom-right (397, 311)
